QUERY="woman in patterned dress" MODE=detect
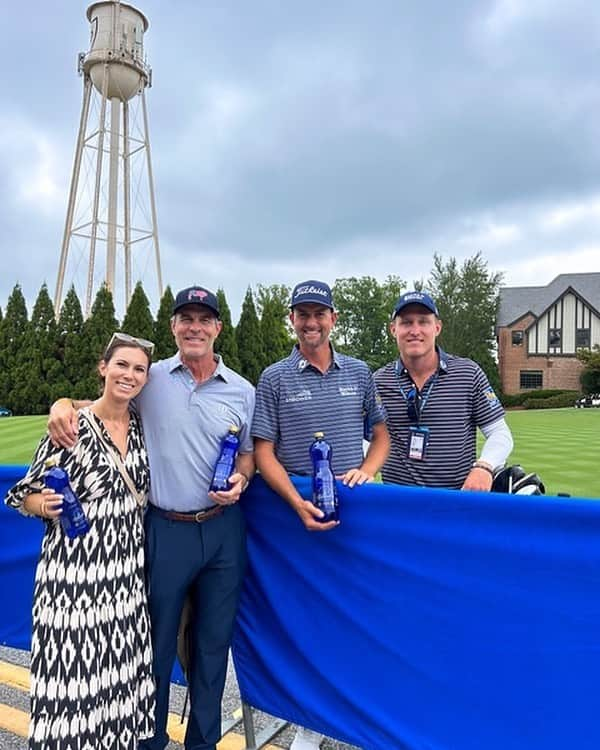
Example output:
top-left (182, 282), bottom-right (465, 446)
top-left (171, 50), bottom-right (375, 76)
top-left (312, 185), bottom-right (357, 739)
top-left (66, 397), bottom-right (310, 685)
top-left (5, 333), bottom-right (156, 750)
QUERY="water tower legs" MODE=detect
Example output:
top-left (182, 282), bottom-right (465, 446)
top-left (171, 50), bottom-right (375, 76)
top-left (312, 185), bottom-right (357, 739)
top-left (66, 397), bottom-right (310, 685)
top-left (142, 88), bottom-right (163, 296)
top-left (53, 69), bottom-right (163, 317)
top-left (54, 76), bottom-right (93, 317)
top-left (106, 96), bottom-right (121, 296)
top-left (123, 100), bottom-right (132, 305)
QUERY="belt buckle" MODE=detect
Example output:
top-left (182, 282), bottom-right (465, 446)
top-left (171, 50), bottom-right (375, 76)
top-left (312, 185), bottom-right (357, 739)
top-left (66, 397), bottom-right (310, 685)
top-left (194, 510), bottom-right (206, 523)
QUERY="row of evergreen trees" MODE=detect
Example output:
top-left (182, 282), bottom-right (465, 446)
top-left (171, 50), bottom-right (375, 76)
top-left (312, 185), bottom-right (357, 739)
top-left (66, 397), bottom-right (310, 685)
top-left (0, 253), bottom-right (504, 415)
top-left (0, 281), bottom-right (297, 415)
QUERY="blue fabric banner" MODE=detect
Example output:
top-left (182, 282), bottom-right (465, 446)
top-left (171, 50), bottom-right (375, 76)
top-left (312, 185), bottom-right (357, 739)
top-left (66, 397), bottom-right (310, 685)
top-left (3, 466), bottom-right (600, 749)
top-left (0, 466), bottom-right (42, 650)
top-left (233, 476), bottom-right (600, 750)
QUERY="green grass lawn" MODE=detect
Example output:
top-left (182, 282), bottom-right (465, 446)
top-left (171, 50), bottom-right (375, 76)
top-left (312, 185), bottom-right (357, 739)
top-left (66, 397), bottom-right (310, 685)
top-left (1, 409), bottom-right (599, 498)
top-left (0, 415), bottom-right (47, 465)
top-left (501, 408), bottom-right (600, 499)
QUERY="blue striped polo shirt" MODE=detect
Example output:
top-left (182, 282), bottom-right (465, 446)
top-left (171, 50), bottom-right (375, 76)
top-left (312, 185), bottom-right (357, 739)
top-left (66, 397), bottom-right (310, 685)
top-left (373, 348), bottom-right (505, 489)
top-left (135, 352), bottom-right (255, 511)
top-left (251, 345), bottom-right (386, 475)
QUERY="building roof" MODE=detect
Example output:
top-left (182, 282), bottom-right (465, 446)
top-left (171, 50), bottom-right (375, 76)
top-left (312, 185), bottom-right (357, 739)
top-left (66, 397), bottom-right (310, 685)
top-left (497, 273), bottom-right (600, 328)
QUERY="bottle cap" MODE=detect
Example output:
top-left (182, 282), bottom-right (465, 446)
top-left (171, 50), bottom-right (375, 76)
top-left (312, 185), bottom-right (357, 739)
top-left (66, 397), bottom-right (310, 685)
top-left (314, 431), bottom-right (324, 439)
top-left (228, 425), bottom-right (240, 434)
top-left (44, 456), bottom-right (60, 469)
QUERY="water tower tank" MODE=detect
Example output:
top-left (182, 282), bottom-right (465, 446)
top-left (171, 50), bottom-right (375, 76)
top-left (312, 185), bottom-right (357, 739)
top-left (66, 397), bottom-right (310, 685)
top-left (84, 1), bottom-right (149, 101)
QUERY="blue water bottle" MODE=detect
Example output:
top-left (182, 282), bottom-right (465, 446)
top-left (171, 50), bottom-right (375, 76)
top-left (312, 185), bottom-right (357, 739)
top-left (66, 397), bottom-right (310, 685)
top-left (310, 431), bottom-right (339, 523)
top-left (210, 426), bottom-right (241, 492)
top-left (44, 458), bottom-right (90, 539)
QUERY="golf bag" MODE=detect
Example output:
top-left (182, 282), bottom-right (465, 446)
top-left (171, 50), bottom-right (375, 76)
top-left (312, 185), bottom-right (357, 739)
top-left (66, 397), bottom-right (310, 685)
top-left (492, 465), bottom-right (546, 495)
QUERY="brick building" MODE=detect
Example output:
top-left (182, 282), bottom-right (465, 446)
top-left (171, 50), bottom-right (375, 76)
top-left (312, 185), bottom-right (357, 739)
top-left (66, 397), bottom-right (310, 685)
top-left (497, 273), bottom-right (600, 395)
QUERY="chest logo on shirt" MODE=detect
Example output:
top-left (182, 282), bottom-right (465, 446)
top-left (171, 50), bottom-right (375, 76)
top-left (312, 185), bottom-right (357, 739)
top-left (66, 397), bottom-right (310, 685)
top-left (339, 386), bottom-right (358, 397)
top-left (284, 389), bottom-right (312, 403)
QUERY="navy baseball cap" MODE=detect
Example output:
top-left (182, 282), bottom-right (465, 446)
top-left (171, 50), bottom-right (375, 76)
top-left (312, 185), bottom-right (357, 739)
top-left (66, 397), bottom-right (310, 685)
top-left (173, 286), bottom-right (220, 317)
top-left (290, 280), bottom-right (334, 309)
top-left (392, 291), bottom-right (439, 318)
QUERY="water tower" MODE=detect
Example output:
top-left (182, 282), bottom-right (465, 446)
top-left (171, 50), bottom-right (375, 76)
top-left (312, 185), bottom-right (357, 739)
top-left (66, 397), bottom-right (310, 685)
top-left (54, 0), bottom-right (163, 316)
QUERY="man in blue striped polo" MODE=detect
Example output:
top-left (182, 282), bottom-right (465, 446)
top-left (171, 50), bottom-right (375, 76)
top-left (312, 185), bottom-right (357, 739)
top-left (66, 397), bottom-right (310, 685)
top-left (374, 291), bottom-right (513, 490)
top-left (251, 279), bottom-right (390, 750)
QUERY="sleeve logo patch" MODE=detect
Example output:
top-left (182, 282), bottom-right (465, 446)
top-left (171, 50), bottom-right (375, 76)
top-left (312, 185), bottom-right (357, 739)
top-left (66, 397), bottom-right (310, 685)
top-left (485, 387), bottom-right (499, 403)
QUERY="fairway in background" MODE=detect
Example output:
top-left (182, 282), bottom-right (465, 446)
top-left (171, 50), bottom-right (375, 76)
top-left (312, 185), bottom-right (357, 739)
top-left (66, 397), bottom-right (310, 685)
top-left (502, 409), bottom-right (600, 499)
top-left (0, 416), bottom-right (47, 465)
top-left (1, 411), bottom-right (599, 499)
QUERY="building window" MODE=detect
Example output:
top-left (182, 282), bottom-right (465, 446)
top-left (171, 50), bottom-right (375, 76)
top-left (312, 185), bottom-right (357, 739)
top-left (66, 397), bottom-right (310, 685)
top-left (520, 370), bottom-right (543, 390)
top-left (549, 328), bottom-right (561, 347)
top-left (511, 330), bottom-right (524, 345)
top-left (576, 328), bottom-right (590, 348)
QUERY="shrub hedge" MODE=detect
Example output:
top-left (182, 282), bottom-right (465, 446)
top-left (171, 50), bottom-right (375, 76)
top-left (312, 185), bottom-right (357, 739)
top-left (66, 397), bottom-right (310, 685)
top-left (501, 389), bottom-right (580, 408)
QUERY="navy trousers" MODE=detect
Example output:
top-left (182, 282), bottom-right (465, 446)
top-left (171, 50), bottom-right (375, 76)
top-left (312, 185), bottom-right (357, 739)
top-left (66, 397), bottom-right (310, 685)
top-left (139, 504), bottom-right (246, 750)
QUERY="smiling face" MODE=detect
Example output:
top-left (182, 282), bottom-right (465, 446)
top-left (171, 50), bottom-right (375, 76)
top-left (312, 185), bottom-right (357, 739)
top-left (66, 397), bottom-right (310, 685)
top-left (170, 304), bottom-right (222, 363)
top-left (390, 304), bottom-right (442, 363)
top-left (98, 344), bottom-right (150, 403)
top-left (290, 302), bottom-right (337, 353)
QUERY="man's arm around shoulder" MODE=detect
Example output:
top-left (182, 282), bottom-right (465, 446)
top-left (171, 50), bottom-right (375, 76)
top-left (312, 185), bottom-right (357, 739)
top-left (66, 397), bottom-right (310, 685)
top-left (48, 397), bottom-right (93, 448)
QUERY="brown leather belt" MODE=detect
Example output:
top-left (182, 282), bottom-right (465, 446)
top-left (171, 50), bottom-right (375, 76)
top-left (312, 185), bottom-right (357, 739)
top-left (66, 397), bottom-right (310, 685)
top-left (151, 505), bottom-right (224, 523)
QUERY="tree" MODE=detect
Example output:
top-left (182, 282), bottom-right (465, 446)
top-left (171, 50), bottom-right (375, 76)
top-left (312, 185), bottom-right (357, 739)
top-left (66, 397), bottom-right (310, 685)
top-left (256, 284), bottom-right (292, 366)
top-left (0, 284), bottom-right (29, 411)
top-left (121, 282), bottom-right (155, 341)
top-left (214, 288), bottom-right (240, 372)
top-left (235, 287), bottom-right (265, 384)
top-left (332, 275), bottom-right (404, 371)
top-left (77, 285), bottom-right (120, 398)
top-left (427, 252), bottom-right (503, 393)
top-left (11, 284), bottom-right (60, 414)
top-left (154, 286), bottom-right (176, 361)
top-left (577, 345), bottom-right (600, 393)
top-left (56, 286), bottom-right (87, 401)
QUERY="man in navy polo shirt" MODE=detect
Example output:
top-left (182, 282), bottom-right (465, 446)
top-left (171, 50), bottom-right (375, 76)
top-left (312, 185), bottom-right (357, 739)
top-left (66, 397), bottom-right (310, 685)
top-left (374, 290), bottom-right (513, 490)
top-left (252, 279), bottom-right (389, 750)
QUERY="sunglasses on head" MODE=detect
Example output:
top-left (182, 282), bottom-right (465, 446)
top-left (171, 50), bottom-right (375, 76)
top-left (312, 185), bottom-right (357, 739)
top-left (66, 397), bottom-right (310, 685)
top-left (105, 332), bottom-right (155, 358)
top-left (406, 387), bottom-right (420, 423)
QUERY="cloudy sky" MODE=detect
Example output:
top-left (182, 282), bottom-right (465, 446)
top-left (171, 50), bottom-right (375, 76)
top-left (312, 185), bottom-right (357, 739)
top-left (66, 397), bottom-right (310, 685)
top-left (2, 0), bottom-right (599, 320)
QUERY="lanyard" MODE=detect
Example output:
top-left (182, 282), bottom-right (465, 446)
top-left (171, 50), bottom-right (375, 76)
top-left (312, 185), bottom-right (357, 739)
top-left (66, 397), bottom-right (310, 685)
top-left (394, 361), bottom-right (439, 425)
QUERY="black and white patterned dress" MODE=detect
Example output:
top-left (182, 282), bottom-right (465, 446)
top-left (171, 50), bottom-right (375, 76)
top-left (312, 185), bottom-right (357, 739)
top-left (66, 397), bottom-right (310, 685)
top-left (5, 407), bottom-right (155, 749)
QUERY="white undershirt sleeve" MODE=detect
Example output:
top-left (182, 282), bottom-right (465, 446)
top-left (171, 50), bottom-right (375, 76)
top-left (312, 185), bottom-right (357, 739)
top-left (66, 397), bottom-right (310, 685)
top-left (479, 417), bottom-right (513, 471)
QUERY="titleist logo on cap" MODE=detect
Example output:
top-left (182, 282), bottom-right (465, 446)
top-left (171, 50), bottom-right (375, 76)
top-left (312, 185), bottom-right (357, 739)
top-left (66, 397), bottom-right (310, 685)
top-left (294, 285), bottom-right (328, 299)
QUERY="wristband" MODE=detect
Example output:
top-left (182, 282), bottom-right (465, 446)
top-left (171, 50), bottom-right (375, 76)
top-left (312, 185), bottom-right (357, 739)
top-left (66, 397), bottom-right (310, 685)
top-left (238, 472), bottom-right (251, 490)
top-left (472, 460), bottom-right (494, 477)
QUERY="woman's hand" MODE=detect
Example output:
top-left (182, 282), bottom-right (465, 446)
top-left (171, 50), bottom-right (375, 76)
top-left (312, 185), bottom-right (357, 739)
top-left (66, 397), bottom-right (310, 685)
top-left (23, 489), bottom-right (64, 519)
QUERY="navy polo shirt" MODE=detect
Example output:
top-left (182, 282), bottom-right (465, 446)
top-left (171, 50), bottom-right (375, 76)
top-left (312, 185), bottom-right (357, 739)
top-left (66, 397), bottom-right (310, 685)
top-left (374, 348), bottom-right (505, 489)
top-left (252, 345), bottom-right (386, 475)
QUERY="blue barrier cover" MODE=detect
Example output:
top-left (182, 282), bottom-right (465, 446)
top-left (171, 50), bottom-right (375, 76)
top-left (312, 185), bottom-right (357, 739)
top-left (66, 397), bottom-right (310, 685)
top-left (3, 466), bottom-right (600, 749)
top-left (233, 476), bottom-right (600, 750)
top-left (0, 466), bottom-right (42, 650)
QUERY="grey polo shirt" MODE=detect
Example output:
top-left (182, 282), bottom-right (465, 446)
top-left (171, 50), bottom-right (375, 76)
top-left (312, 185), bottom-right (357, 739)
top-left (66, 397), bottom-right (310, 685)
top-left (374, 348), bottom-right (505, 489)
top-left (251, 345), bottom-right (386, 475)
top-left (136, 352), bottom-right (255, 511)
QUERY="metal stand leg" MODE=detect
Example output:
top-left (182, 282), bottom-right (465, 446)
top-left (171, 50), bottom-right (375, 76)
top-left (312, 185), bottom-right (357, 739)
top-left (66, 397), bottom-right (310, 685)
top-left (242, 701), bottom-right (257, 749)
top-left (241, 701), bottom-right (289, 749)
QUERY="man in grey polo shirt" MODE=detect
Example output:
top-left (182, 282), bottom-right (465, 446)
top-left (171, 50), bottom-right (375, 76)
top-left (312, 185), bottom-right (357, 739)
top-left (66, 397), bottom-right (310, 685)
top-left (48, 286), bottom-right (255, 750)
top-left (252, 279), bottom-right (389, 750)
top-left (374, 290), bottom-right (513, 490)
